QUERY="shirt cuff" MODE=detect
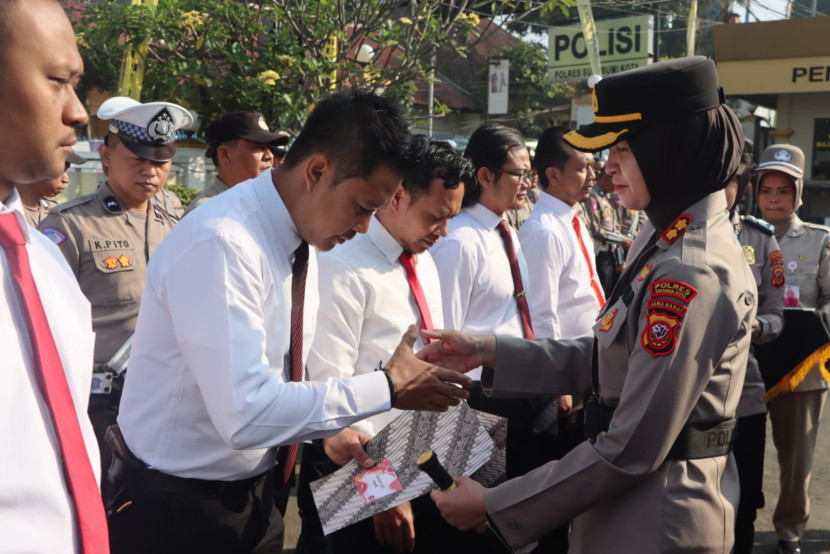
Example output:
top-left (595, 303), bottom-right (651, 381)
top-left (351, 371), bottom-right (393, 415)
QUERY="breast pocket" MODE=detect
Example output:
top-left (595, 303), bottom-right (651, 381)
top-left (92, 250), bottom-right (136, 274)
top-left (86, 249), bottom-right (141, 306)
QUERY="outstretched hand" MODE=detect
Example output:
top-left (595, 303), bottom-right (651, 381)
top-left (429, 476), bottom-right (488, 531)
top-left (322, 428), bottom-right (375, 468)
top-left (385, 326), bottom-right (472, 412)
top-left (416, 329), bottom-right (496, 372)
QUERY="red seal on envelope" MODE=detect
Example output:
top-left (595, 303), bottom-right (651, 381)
top-left (353, 459), bottom-right (402, 504)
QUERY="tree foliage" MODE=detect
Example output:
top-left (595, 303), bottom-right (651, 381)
top-left (75, 0), bottom-right (545, 136)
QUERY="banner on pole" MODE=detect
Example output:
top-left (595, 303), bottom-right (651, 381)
top-left (488, 58), bottom-right (510, 115)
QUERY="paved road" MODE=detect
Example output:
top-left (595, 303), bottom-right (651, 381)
top-left (283, 400), bottom-right (830, 553)
top-left (754, 397), bottom-right (830, 553)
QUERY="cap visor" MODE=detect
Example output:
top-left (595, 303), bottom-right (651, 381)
top-left (563, 122), bottom-right (633, 152)
top-left (120, 137), bottom-right (177, 163)
top-left (756, 162), bottom-right (803, 179)
top-left (240, 129), bottom-right (290, 145)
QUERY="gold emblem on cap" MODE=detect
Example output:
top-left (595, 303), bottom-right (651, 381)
top-left (591, 88), bottom-right (599, 113)
top-left (258, 115), bottom-right (269, 131)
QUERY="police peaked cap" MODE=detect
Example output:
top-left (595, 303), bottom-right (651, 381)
top-left (205, 111), bottom-right (290, 148)
top-left (564, 56), bottom-right (726, 152)
top-left (97, 96), bottom-right (193, 162)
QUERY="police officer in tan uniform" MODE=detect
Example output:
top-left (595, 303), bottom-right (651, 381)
top-left (40, 96), bottom-right (192, 468)
top-left (726, 140), bottom-right (786, 554)
top-left (756, 143), bottom-right (830, 554)
top-left (185, 110), bottom-right (289, 215)
top-left (18, 152), bottom-right (84, 227)
top-left (585, 167), bottom-right (627, 293)
top-left (422, 57), bottom-right (755, 553)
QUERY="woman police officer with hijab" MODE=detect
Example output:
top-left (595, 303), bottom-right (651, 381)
top-left (420, 57), bottom-right (756, 553)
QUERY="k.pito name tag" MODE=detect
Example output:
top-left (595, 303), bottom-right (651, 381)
top-left (354, 460), bottom-right (402, 504)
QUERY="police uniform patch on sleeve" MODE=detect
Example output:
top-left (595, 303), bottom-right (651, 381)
top-left (599, 309), bottom-right (617, 332)
top-left (637, 264), bottom-right (653, 281)
top-left (772, 266), bottom-right (785, 288)
top-left (41, 227), bottom-right (67, 245)
top-left (660, 214), bottom-right (692, 245)
top-left (642, 309), bottom-right (683, 358)
top-left (769, 250), bottom-right (784, 266)
top-left (649, 279), bottom-right (698, 303)
top-left (646, 298), bottom-right (687, 317)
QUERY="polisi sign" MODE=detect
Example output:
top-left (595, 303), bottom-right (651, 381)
top-left (548, 15), bottom-right (654, 83)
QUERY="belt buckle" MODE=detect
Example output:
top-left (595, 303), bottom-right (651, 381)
top-left (91, 371), bottom-right (114, 394)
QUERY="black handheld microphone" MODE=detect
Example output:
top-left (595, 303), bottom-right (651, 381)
top-left (417, 450), bottom-right (514, 553)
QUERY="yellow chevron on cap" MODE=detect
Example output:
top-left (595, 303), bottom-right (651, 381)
top-left (594, 112), bottom-right (643, 124)
top-left (564, 128), bottom-right (630, 150)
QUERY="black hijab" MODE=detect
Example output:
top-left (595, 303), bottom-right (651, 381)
top-left (628, 104), bottom-right (745, 231)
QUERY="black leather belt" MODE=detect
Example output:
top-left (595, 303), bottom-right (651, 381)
top-left (585, 395), bottom-right (737, 459)
top-left (137, 467), bottom-right (271, 495)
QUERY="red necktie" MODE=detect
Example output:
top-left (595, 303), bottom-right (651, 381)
top-left (572, 214), bottom-right (606, 308)
top-left (278, 241), bottom-right (309, 485)
top-left (0, 213), bottom-right (109, 554)
top-left (399, 252), bottom-right (435, 341)
top-left (495, 220), bottom-right (534, 340)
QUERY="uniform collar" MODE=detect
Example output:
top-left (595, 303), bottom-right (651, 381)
top-left (537, 189), bottom-right (576, 217)
top-left (0, 189), bottom-right (32, 244)
top-left (466, 202), bottom-right (504, 231)
top-left (367, 214), bottom-right (404, 265)
top-left (211, 175), bottom-right (230, 193)
top-left (254, 169), bottom-right (304, 259)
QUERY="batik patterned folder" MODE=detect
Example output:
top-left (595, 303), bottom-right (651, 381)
top-left (310, 402), bottom-right (506, 535)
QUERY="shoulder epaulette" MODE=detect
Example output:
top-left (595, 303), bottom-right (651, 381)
top-left (52, 193), bottom-right (95, 214)
top-left (803, 221), bottom-right (830, 234)
top-left (743, 215), bottom-right (774, 236)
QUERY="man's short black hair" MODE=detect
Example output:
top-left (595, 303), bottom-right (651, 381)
top-left (401, 135), bottom-right (474, 201)
top-left (462, 123), bottom-right (525, 207)
top-left (535, 126), bottom-right (573, 189)
top-left (206, 139), bottom-right (240, 167)
top-left (283, 88), bottom-right (411, 181)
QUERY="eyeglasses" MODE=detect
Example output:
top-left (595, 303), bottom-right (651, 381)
top-left (498, 168), bottom-right (535, 184)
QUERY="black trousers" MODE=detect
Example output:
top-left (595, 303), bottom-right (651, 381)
top-left (596, 250), bottom-right (617, 296)
top-left (733, 412), bottom-right (767, 554)
top-left (109, 469), bottom-right (284, 554)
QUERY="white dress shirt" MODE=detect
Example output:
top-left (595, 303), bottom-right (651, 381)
top-left (1, 191), bottom-right (99, 554)
top-left (430, 202), bottom-right (530, 380)
top-left (118, 170), bottom-right (391, 481)
top-left (519, 191), bottom-right (602, 340)
top-left (308, 215), bottom-right (444, 436)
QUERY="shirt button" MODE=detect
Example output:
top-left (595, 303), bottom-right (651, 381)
top-left (745, 295), bottom-right (754, 305)
top-left (689, 223), bottom-right (702, 231)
